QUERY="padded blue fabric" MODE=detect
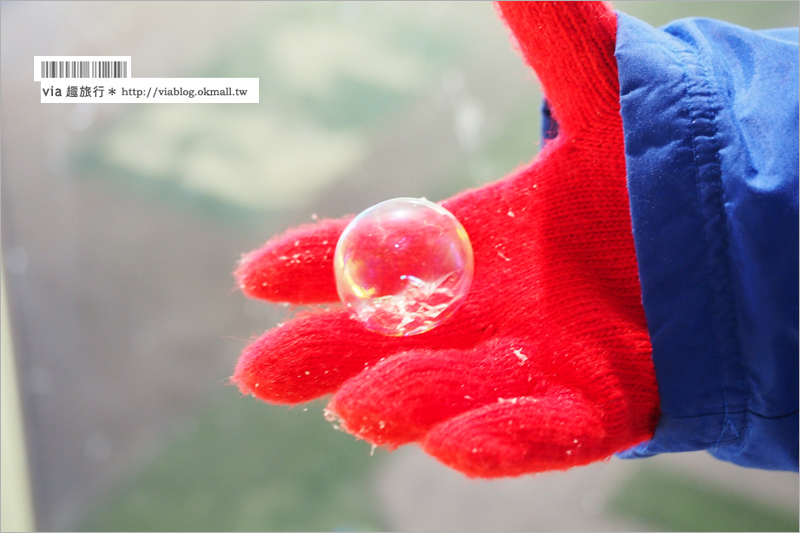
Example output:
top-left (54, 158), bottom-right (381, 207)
top-left (614, 12), bottom-right (798, 471)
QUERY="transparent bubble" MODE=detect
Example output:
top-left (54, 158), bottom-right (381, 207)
top-left (334, 197), bottom-right (474, 336)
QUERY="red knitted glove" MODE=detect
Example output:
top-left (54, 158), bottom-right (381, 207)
top-left (233, 1), bottom-right (660, 478)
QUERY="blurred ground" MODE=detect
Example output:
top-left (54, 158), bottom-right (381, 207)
top-left (1, 2), bottom-right (798, 531)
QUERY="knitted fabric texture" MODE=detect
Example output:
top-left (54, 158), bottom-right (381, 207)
top-left (233, 1), bottom-right (660, 478)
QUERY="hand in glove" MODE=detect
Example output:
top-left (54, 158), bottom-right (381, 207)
top-left (232, 0), bottom-right (660, 478)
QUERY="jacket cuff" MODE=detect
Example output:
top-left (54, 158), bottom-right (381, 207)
top-left (613, 11), bottom-right (799, 471)
top-left (614, 12), bottom-right (746, 458)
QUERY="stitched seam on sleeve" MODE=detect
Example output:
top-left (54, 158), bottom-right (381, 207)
top-left (670, 33), bottom-right (747, 450)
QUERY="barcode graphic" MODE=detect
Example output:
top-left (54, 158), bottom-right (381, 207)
top-left (40, 60), bottom-right (128, 79)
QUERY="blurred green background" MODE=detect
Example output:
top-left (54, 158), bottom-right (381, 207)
top-left (2, 2), bottom-right (798, 531)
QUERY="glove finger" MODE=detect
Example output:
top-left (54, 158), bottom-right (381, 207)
top-left (495, 1), bottom-right (619, 135)
top-left (233, 308), bottom-right (382, 404)
top-left (327, 338), bottom-right (553, 446)
top-left (235, 217), bottom-right (351, 304)
top-left (422, 390), bottom-right (607, 478)
top-left (233, 307), bottom-right (487, 405)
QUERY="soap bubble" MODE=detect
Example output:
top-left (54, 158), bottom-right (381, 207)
top-left (334, 197), bottom-right (474, 336)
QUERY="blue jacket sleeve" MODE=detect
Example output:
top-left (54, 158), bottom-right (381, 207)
top-left (613, 13), bottom-right (799, 471)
